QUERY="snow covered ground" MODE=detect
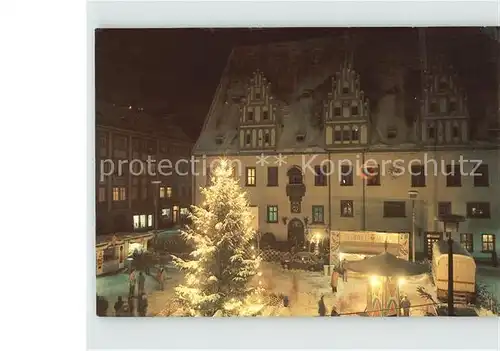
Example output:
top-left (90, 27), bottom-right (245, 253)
top-left (96, 262), bottom-right (498, 317)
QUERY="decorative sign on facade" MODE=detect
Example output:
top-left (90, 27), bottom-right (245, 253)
top-left (96, 250), bottom-right (104, 274)
top-left (330, 231), bottom-right (410, 265)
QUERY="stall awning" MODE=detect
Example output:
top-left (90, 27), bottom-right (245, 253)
top-left (95, 231), bottom-right (155, 249)
top-left (344, 252), bottom-right (428, 276)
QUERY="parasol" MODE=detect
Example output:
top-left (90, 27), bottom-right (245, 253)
top-left (344, 251), bottom-right (428, 277)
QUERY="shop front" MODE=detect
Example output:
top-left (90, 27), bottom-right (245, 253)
top-left (95, 232), bottom-right (154, 276)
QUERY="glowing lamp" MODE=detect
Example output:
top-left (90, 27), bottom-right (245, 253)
top-left (398, 277), bottom-right (406, 286)
top-left (370, 275), bottom-right (380, 287)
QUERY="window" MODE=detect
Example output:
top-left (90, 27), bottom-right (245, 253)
top-left (430, 102), bottom-right (437, 113)
top-left (215, 137), bottom-right (223, 145)
top-left (365, 166), bottom-right (380, 186)
top-left (312, 205), bottom-right (324, 223)
top-left (247, 111), bottom-right (254, 121)
top-left (246, 167), bottom-right (256, 186)
top-left (466, 202), bottom-right (490, 219)
top-left (387, 128), bottom-right (397, 139)
top-left (460, 233), bottom-right (473, 253)
top-left (351, 106), bottom-right (359, 115)
top-left (473, 164), bottom-right (489, 187)
top-left (245, 133), bottom-right (251, 145)
top-left (314, 165), bottom-right (327, 186)
top-left (481, 234), bottom-right (496, 252)
top-left (141, 186), bottom-right (148, 200)
top-left (334, 130), bottom-right (342, 141)
top-left (446, 164), bottom-right (461, 187)
top-left (449, 101), bottom-right (457, 113)
top-left (340, 164), bottom-right (353, 186)
top-left (342, 129), bottom-right (350, 142)
top-left (452, 125), bottom-right (459, 138)
top-left (133, 214), bottom-right (147, 229)
top-left (173, 206), bottom-right (179, 223)
top-left (103, 247), bottom-right (117, 261)
top-left (340, 200), bottom-right (353, 217)
top-left (334, 107), bottom-right (341, 117)
top-left (264, 132), bottom-right (270, 144)
top-left (438, 80), bottom-right (447, 91)
top-left (296, 134), bottom-right (305, 142)
top-left (98, 187), bottom-right (106, 202)
top-left (112, 187), bottom-right (126, 201)
top-left (131, 186), bottom-right (138, 200)
top-left (383, 201), bottom-right (406, 218)
top-left (288, 167), bottom-right (303, 185)
top-left (263, 111), bottom-right (269, 120)
top-left (267, 205), bottom-right (278, 223)
top-left (428, 126), bottom-right (436, 139)
top-left (342, 86), bottom-right (349, 94)
top-left (411, 165), bottom-right (426, 187)
top-left (166, 186), bottom-right (172, 198)
top-left (437, 202), bottom-right (451, 217)
top-left (267, 167), bottom-right (278, 186)
top-left (161, 208), bottom-right (171, 220)
top-left (255, 92), bottom-right (261, 100)
top-left (351, 127), bottom-right (359, 141)
top-left (147, 214), bottom-right (153, 227)
top-left (159, 186), bottom-right (165, 198)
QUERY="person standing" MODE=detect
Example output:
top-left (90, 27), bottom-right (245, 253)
top-left (114, 296), bottom-right (124, 316)
top-left (400, 295), bottom-right (411, 317)
top-left (341, 259), bottom-right (348, 282)
top-left (158, 268), bottom-right (165, 291)
top-left (318, 295), bottom-right (327, 316)
top-left (331, 268), bottom-right (339, 293)
top-left (128, 295), bottom-right (135, 316)
top-left (330, 306), bottom-right (339, 316)
top-left (138, 293), bottom-right (148, 317)
top-left (129, 269), bottom-right (137, 297)
top-left (138, 271), bottom-right (146, 295)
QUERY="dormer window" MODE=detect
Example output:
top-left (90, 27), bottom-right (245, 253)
top-left (296, 134), bottom-right (305, 142)
top-left (342, 86), bottom-right (349, 94)
top-left (449, 101), bottom-right (457, 113)
top-left (247, 111), bottom-right (254, 121)
top-left (452, 125), bottom-right (459, 138)
top-left (263, 111), bottom-right (269, 120)
top-left (430, 102), bottom-right (438, 114)
top-left (428, 125), bottom-right (436, 139)
top-left (334, 107), bottom-right (341, 117)
top-left (215, 136), bottom-right (224, 145)
top-left (264, 132), bottom-right (270, 144)
top-left (351, 106), bottom-right (359, 115)
top-left (245, 134), bottom-right (251, 145)
top-left (351, 127), bottom-right (359, 141)
top-left (387, 127), bottom-right (397, 139)
top-left (255, 92), bottom-right (261, 100)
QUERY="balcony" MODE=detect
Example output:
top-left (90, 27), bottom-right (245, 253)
top-left (286, 183), bottom-right (306, 198)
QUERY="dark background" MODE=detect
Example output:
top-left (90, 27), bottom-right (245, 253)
top-left (95, 28), bottom-right (499, 140)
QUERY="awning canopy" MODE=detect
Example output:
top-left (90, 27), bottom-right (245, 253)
top-left (96, 231), bottom-right (155, 249)
top-left (344, 252), bottom-right (428, 277)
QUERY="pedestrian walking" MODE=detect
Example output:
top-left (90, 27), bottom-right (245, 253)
top-left (98, 296), bottom-right (109, 317)
top-left (331, 268), bottom-right (339, 293)
top-left (318, 295), bottom-right (327, 316)
top-left (341, 259), bottom-right (348, 282)
top-left (400, 295), bottom-right (411, 317)
top-left (138, 271), bottom-right (146, 295)
top-left (129, 269), bottom-right (137, 297)
top-left (283, 295), bottom-right (290, 308)
top-left (114, 296), bottom-right (124, 316)
top-left (138, 293), bottom-right (148, 317)
top-left (157, 267), bottom-right (165, 291)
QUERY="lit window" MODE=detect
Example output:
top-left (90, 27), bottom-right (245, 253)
top-left (173, 206), bottom-right (179, 223)
top-left (161, 208), bottom-right (171, 219)
top-left (98, 187), bottom-right (106, 202)
top-left (166, 186), bottom-right (172, 198)
top-left (147, 215), bottom-right (153, 227)
top-left (267, 205), bottom-right (278, 223)
top-left (112, 187), bottom-right (126, 201)
top-left (466, 202), bottom-right (490, 219)
top-left (481, 234), bottom-right (495, 252)
top-left (140, 215), bottom-right (146, 228)
top-left (159, 186), bottom-right (165, 198)
top-left (246, 167), bottom-right (256, 186)
top-left (340, 200), bottom-right (353, 217)
top-left (133, 215), bottom-right (140, 229)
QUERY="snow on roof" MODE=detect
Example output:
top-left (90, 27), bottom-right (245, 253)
top-left (433, 240), bottom-right (472, 258)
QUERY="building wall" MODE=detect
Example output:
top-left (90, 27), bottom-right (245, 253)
top-left (96, 125), bottom-right (193, 235)
top-left (193, 149), bottom-right (500, 259)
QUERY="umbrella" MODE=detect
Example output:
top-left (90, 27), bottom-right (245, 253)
top-left (344, 252), bottom-right (428, 277)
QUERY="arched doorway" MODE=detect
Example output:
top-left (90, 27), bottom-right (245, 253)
top-left (288, 218), bottom-right (305, 249)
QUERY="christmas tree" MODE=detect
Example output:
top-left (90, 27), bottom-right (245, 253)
top-left (174, 159), bottom-right (262, 316)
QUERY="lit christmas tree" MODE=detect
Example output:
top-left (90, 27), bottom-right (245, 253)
top-left (174, 159), bottom-right (262, 316)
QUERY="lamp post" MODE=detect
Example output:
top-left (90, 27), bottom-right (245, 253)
top-left (408, 190), bottom-right (419, 262)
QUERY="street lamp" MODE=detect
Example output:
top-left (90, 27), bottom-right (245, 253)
top-left (408, 190), bottom-right (419, 262)
top-left (151, 180), bottom-right (161, 234)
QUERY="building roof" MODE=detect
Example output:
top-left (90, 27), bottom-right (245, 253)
top-left (96, 101), bottom-right (193, 144)
top-left (194, 31), bottom-right (500, 155)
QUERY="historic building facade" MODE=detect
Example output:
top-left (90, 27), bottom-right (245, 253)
top-left (192, 32), bottom-right (500, 261)
top-left (95, 101), bottom-right (193, 236)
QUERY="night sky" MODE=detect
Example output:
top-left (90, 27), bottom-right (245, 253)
top-left (95, 28), bottom-right (498, 139)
